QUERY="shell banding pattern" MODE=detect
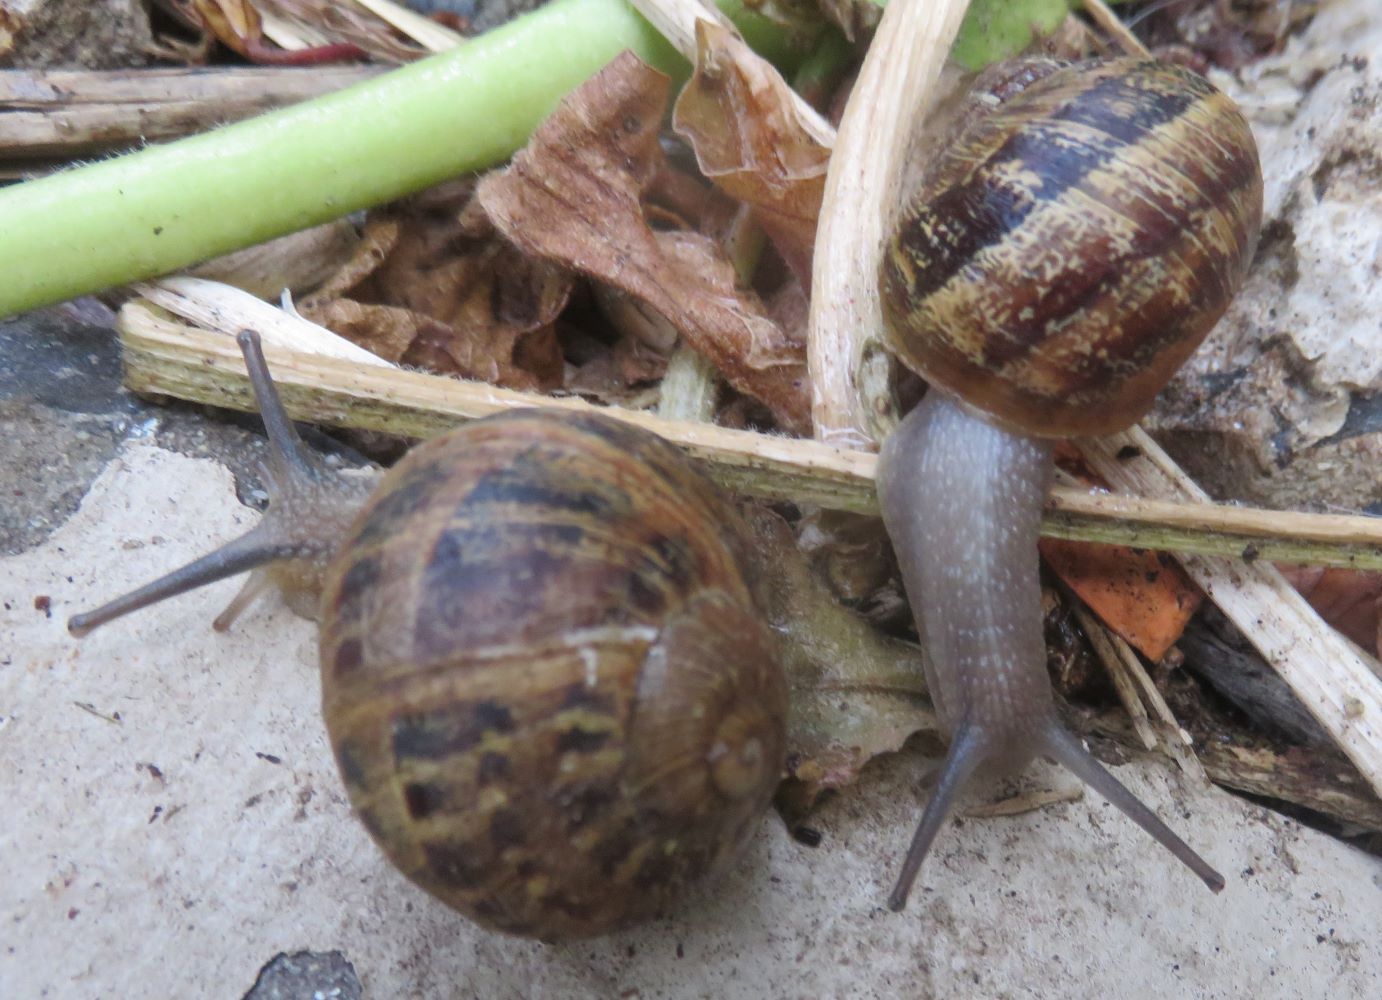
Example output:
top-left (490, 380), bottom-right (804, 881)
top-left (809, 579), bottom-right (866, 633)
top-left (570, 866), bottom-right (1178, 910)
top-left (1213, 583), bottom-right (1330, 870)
top-left (881, 58), bottom-right (1263, 438)
top-left (317, 409), bottom-right (787, 939)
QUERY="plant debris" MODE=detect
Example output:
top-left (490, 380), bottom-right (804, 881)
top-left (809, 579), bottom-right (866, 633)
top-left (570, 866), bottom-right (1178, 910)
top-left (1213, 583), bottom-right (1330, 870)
top-left (65, 0), bottom-right (1380, 836)
top-left (672, 21), bottom-right (831, 288)
top-left (300, 181), bottom-right (570, 391)
top-left (1278, 565), bottom-right (1382, 659)
top-left (477, 52), bottom-right (812, 433)
top-left (167, 0), bottom-right (370, 64)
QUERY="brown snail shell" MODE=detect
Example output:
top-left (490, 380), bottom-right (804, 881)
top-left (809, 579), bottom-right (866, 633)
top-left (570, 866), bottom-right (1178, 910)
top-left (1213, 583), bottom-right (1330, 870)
top-left (880, 58), bottom-right (1263, 438)
top-left (320, 411), bottom-right (788, 939)
top-left (68, 333), bottom-right (788, 942)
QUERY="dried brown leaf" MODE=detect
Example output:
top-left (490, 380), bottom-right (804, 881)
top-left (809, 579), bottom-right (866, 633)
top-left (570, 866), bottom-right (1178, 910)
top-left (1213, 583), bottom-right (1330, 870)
top-left (301, 182), bottom-right (570, 391)
top-left (477, 51), bottom-right (810, 434)
top-left (656, 229), bottom-right (806, 374)
top-left (185, 0), bottom-right (368, 63)
top-left (261, 0), bottom-right (429, 64)
top-left (566, 334), bottom-right (670, 407)
top-left (797, 508), bottom-right (897, 606)
top-left (307, 216), bottom-right (401, 302)
top-left (672, 21), bottom-right (831, 287)
top-left (190, 220), bottom-right (360, 299)
top-left (300, 298), bottom-right (428, 363)
top-left (644, 166), bottom-right (738, 239)
top-left (591, 285), bottom-right (680, 354)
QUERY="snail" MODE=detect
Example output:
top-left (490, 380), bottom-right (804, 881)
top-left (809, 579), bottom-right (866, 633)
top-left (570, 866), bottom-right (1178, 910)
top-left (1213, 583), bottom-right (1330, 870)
top-left (876, 58), bottom-right (1263, 908)
top-left (69, 331), bottom-right (788, 941)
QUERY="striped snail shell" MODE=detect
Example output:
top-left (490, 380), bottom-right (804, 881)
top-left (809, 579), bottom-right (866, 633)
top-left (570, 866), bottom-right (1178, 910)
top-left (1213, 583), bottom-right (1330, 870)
top-left (69, 332), bottom-right (788, 941)
top-left (881, 57), bottom-right (1263, 438)
top-left (321, 410), bottom-right (788, 940)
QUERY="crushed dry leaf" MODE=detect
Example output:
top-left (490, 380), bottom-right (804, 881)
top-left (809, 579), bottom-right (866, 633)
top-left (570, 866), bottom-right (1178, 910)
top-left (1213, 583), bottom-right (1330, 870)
top-left (301, 181), bottom-right (569, 391)
top-left (179, 0), bottom-right (369, 63)
top-left (477, 51), bottom-right (811, 433)
top-left (673, 21), bottom-right (831, 288)
top-left (739, 506), bottom-right (933, 820)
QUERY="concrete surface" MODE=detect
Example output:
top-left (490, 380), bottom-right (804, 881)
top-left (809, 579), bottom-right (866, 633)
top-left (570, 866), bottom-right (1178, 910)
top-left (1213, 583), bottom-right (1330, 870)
top-left (2, 444), bottom-right (1380, 998)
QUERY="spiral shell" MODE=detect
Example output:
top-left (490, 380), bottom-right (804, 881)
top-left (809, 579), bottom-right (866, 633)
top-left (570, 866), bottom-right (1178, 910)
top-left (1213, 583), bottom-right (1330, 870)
top-left (881, 58), bottom-right (1263, 437)
top-left (318, 409), bottom-right (787, 940)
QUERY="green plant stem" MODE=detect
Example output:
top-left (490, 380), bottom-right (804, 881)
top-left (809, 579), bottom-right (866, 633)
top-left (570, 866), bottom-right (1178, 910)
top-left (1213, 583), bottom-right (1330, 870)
top-left (0, 0), bottom-right (816, 320)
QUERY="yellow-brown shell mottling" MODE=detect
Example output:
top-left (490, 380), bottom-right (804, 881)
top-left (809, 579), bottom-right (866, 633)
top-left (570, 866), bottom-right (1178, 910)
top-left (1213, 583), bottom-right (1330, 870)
top-left (881, 58), bottom-right (1263, 437)
top-left (317, 409), bottom-right (787, 940)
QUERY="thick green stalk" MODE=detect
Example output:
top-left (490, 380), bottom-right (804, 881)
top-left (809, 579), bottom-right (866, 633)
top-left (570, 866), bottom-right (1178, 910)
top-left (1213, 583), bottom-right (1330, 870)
top-left (0, 0), bottom-right (814, 319)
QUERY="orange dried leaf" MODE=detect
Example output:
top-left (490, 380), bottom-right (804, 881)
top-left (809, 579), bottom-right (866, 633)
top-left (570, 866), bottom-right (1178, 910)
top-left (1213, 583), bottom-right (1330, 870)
top-left (477, 51), bottom-right (810, 433)
top-left (1039, 539), bottom-right (1202, 661)
top-left (672, 21), bottom-right (830, 287)
top-left (1043, 444), bottom-right (1202, 660)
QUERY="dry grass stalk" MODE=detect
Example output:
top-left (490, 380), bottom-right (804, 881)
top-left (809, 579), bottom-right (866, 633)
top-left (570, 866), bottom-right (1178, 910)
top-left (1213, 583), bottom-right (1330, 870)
top-left (119, 302), bottom-right (879, 511)
top-left (807, 0), bottom-right (973, 447)
top-left (658, 344), bottom-right (719, 422)
top-left (348, 0), bottom-right (466, 50)
top-left (1070, 601), bottom-right (1159, 751)
top-left (1069, 582), bottom-right (1207, 779)
top-left (1108, 628), bottom-right (1209, 783)
top-left (964, 786), bottom-right (1084, 818)
top-left (0, 67), bottom-right (379, 161)
top-left (1081, 0), bottom-right (1152, 56)
top-left (259, 10), bottom-right (325, 50)
top-left (1082, 429), bottom-right (1382, 800)
top-left (119, 293), bottom-right (1382, 570)
top-left (134, 277), bottom-right (394, 367)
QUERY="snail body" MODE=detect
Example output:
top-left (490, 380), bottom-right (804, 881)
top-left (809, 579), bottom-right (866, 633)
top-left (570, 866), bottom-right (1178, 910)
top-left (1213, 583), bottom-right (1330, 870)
top-left (71, 333), bottom-right (787, 940)
top-left (877, 58), bottom-right (1263, 906)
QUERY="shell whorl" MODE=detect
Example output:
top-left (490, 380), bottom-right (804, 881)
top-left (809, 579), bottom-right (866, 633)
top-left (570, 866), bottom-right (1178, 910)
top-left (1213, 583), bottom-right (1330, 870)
top-left (881, 58), bottom-right (1263, 437)
top-left (317, 409), bottom-right (786, 940)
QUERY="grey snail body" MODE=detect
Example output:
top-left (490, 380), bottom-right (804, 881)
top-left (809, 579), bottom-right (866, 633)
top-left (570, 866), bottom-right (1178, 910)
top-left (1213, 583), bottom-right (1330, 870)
top-left (877, 58), bottom-right (1263, 907)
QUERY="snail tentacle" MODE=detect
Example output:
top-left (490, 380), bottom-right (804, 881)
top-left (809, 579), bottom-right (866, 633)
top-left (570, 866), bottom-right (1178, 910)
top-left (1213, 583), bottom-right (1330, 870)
top-left (887, 721), bottom-right (988, 911)
top-left (1040, 724), bottom-right (1225, 892)
top-left (67, 330), bottom-right (374, 636)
